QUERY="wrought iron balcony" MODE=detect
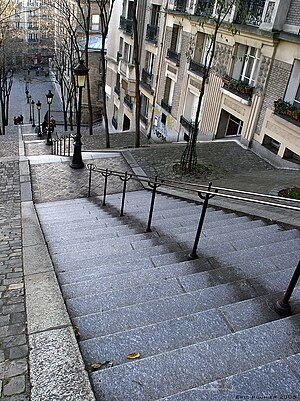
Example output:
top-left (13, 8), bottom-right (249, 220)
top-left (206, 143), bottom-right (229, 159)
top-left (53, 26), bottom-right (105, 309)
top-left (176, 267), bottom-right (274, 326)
top-left (124, 94), bottom-right (133, 110)
top-left (146, 24), bottom-right (159, 44)
top-left (189, 60), bottom-right (206, 77)
top-left (174, 0), bottom-right (188, 12)
top-left (117, 51), bottom-right (122, 62)
top-left (119, 16), bottom-right (133, 35)
top-left (141, 69), bottom-right (153, 92)
top-left (114, 86), bottom-right (120, 96)
top-left (140, 114), bottom-right (148, 125)
top-left (112, 116), bottom-right (118, 129)
top-left (161, 99), bottom-right (172, 114)
top-left (233, 0), bottom-right (264, 26)
top-left (167, 49), bottom-right (181, 66)
top-left (194, 0), bottom-right (214, 16)
top-left (180, 115), bottom-right (195, 133)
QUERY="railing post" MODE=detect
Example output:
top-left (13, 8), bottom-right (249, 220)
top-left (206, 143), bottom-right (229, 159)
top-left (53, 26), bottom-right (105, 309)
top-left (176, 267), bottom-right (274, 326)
top-left (120, 171), bottom-right (131, 217)
top-left (146, 176), bottom-right (160, 232)
top-left (68, 135), bottom-right (71, 157)
top-left (87, 164), bottom-right (93, 197)
top-left (63, 135), bottom-right (66, 156)
top-left (189, 182), bottom-right (216, 260)
top-left (274, 260), bottom-right (300, 316)
top-left (101, 168), bottom-right (112, 206)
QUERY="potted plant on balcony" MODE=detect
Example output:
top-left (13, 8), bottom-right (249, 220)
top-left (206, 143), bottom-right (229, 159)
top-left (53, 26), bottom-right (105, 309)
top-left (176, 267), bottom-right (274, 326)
top-left (222, 74), bottom-right (230, 86)
top-left (274, 99), bottom-right (289, 115)
top-left (291, 108), bottom-right (300, 121)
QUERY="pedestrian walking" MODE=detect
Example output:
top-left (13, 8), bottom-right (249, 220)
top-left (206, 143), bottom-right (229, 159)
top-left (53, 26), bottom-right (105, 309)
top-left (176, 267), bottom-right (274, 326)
top-left (49, 116), bottom-right (56, 133)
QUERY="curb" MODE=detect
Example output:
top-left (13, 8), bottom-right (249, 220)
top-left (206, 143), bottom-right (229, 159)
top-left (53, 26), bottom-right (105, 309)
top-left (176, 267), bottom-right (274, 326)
top-left (19, 129), bottom-right (96, 400)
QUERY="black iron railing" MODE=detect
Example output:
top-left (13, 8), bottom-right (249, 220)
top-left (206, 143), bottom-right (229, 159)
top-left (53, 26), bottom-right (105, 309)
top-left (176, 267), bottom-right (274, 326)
top-left (195, 0), bottom-right (214, 16)
top-left (86, 164), bottom-right (300, 315)
top-left (141, 68), bottom-right (153, 91)
top-left (234, 0), bottom-right (265, 26)
top-left (114, 86), bottom-right (120, 96)
top-left (112, 116), bottom-right (118, 129)
top-left (119, 16), bottom-right (133, 35)
top-left (146, 24), bottom-right (159, 43)
top-left (189, 60), bottom-right (206, 76)
top-left (161, 99), bottom-right (172, 113)
top-left (167, 49), bottom-right (181, 66)
top-left (180, 115), bottom-right (195, 133)
top-left (52, 133), bottom-right (72, 156)
top-left (124, 94), bottom-right (133, 110)
top-left (174, 0), bottom-right (188, 12)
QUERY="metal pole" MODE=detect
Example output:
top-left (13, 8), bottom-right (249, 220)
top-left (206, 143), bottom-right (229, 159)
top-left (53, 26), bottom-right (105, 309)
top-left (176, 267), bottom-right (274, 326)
top-left (189, 182), bottom-right (213, 260)
top-left (146, 176), bottom-right (158, 233)
top-left (274, 260), bottom-right (300, 316)
top-left (37, 108), bottom-right (41, 137)
top-left (70, 86), bottom-right (84, 168)
top-left (120, 172), bottom-right (128, 217)
top-left (46, 102), bottom-right (52, 145)
top-left (88, 165), bottom-right (93, 197)
top-left (32, 103), bottom-right (35, 127)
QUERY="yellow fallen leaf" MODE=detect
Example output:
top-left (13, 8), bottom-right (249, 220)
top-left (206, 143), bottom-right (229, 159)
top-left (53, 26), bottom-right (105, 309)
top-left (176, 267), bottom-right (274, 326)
top-left (127, 352), bottom-right (141, 359)
top-left (74, 327), bottom-right (80, 338)
top-left (91, 363), bottom-right (102, 370)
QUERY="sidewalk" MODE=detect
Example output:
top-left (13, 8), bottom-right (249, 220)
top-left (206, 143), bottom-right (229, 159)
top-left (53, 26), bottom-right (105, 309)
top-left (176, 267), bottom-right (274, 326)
top-left (0, 121), bottom-right (299, 400)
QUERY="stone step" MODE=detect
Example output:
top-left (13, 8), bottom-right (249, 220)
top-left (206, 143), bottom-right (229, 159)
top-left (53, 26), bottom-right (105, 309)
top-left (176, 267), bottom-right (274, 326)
top-left (89, 315), bottom-right (299, 401)
top-left (73, 279), bottom-right (258, 341)
top-left (79, 288), bottom-right (300, 368)
top-left (158, 357), bottom-right (300, 400)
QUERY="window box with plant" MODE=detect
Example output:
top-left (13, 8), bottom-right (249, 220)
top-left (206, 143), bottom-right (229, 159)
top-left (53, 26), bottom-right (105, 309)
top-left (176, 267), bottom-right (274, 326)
top-left (222, 75), bottom-right (253, 98)
top-left (274, 99), bottom-right (300, 122)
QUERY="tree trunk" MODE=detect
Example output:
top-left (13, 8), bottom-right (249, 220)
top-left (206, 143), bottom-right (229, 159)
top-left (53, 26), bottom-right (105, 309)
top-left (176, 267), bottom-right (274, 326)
top-left (132, 0), bottom-right (140, 148)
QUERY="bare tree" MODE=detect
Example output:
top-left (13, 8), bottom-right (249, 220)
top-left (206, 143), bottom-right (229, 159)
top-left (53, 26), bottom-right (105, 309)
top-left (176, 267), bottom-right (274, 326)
top-left (132, 0), bottom-right (141, 148)
top-left (94, 0), bottom-right (115, 148)
top-left (180, 0), bottom-right (257, 172)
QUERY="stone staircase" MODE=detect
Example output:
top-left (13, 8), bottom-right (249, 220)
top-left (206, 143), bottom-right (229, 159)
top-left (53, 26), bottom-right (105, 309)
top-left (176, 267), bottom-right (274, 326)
top-left (35, 190), bottom-right (300, 401)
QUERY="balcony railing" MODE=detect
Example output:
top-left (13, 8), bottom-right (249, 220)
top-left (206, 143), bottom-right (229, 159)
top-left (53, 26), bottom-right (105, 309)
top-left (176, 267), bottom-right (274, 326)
top-left (112, 116), bottom-right (118, 129)
top-left (180, 115), bottom-right (195, 133)
top-left (234, 0), bottom-right (264, 26)
top-left (114, 86), bottom-right (120, 96)
top-left (174, 0), bottom-right (187, 12)
top-left (161, 99), bottom-right (172, 114)
top-left (119, 16), bottom-right (133, 35)
top-left (117, 51), bottom-right (122, 62)
top-left (167, 49), bottom-right (181, 66)
top-left (124, 94), bottom-right (133, 110)
top-left (189, 60), bottom-right (206, 77)
top-left (195, 0), bottom-right (214, 17)
top-left (140, 114), bottom-right (148, 125)
top-left (141, 69), bottom-right (153, 92)
top-left (222, 75), bottom-right (254, 101)
top-left (146, 24), bottom-right (159, 44)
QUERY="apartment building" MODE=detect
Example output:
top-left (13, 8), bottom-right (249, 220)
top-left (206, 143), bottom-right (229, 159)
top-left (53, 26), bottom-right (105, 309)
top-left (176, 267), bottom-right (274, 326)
top-left (13, 0), bottom-right (54, 68)
top-left (106, 0), bottom-right (300, 166)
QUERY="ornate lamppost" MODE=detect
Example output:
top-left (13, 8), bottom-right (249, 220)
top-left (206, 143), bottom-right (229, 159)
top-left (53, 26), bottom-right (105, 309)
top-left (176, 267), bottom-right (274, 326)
top-left (31, 99), bottom-right (35, 127)
top-left (28, 95), bottom-right (32, 122)
top-left (36, 100), bottom-right (42, 137)
top-left (25, 89), bottom-right (29, 104)
top-left (46, 90), bottom-right (54, 145)
top-left (70, 60), bottom-right (89, 169)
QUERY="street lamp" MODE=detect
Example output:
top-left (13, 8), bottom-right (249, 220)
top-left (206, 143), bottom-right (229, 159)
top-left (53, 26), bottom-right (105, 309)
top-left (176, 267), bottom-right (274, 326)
top-left (70, 59), bottom-right (89, 169)
top-left (28, 95), bottom-right (32, 122)
top-left (25, 89), bottom-right (29, 104)
top-left (46, 90), bottom-right (54, 145)
top-left (31, 99), bottom-right (35, 127)
top-left (36, 100), bottom-right (42, 137)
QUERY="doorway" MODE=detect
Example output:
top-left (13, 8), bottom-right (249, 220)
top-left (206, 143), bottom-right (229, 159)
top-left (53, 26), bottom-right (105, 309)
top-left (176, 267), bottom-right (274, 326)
top-left (122, 114), bottom-right (130, 131)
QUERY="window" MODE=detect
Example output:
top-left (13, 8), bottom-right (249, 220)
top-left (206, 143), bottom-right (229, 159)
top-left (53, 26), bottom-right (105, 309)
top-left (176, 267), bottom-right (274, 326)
top-left (92, 14), bottom-right (100, 31)
top-left (170, 24), bottom-right (180, 52)
top-left (150, 5), bottom-right (160, 26)
top-left (123, 43), bottom-right (132, 63)
top-left (285, 60), bottom-right (300, 110)
top-left (163, 77), bottom-right (175, 106)
top-left (145, 51), bottom-right (155, 74)
top-left (232, 45), bottom-right (260, 86)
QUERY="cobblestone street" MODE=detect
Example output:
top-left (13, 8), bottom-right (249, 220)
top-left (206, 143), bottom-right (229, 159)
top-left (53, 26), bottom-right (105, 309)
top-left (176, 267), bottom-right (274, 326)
top-left (0, 130), bottom-right (30, 400)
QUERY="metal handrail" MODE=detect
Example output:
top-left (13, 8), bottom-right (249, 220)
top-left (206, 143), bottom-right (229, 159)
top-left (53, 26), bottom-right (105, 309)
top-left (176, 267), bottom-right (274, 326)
top-left (52, 134), bottom-right (72, 157)
top-left (86, 164), bottom-right (300, 315)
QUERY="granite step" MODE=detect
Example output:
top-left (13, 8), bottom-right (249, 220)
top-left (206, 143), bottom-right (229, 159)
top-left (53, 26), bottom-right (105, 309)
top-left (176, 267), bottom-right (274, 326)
top-left (158, 356), bottom-right (300, 400)
top-left (79, 288), bottom-right (300, 368)
top-left (73, 279), bottom-right (258, 341)
top-left (89, 315), bottom-right (300, 401)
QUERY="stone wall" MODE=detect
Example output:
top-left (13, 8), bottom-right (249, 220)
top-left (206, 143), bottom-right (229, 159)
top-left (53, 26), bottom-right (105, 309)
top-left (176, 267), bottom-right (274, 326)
top-left (286, 0), bottom-right (300, 26)
top-left (256, 58), bottom-right (292, 134)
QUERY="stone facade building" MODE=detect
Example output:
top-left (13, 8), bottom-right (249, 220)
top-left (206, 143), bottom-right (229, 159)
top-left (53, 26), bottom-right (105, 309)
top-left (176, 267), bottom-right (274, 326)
top-left (106, 0), bottom-right (300, 166)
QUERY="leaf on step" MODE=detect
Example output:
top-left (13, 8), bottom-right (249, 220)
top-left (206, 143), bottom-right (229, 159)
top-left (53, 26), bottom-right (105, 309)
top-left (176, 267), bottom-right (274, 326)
top-left (127, 352), bottom-right (141, 359)
top-left (74, 326), bottom-right (80, 338)
top-left (90, 361), bottom-right (114, 371)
